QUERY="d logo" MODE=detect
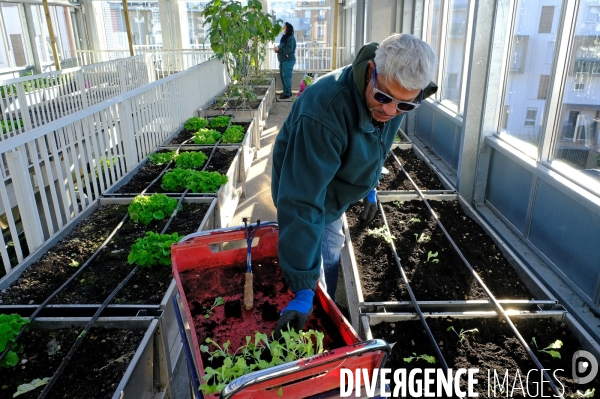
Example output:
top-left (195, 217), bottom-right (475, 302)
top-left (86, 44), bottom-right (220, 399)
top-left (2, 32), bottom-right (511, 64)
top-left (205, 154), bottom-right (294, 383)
top-left (572, 350), bottom-right (598, 384)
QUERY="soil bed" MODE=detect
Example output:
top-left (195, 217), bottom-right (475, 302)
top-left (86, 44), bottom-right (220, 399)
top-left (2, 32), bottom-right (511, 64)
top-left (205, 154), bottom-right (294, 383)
top-left (378, 148), bottom-right (446, 191)
top-left (345, 198), bottom-right (532, 301)
top-left (168, 121), bottom-right (251, 145)
top-left (370, 316), bottom-right (600, 396)
top-left (0, 325), bottom-right (145, 399)
top-left (180, 257), bottom-right (346, 355)
top-left (115, 148), bottom-right (236, 194)
top-left (3, 202), bottom-right (209, 305)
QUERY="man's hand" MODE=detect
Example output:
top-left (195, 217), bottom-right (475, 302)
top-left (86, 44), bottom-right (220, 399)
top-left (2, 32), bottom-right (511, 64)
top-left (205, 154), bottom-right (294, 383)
top-left (359, 189), bottom-right (378, 227)
top-left (274, 289), bottom-right (314, 339)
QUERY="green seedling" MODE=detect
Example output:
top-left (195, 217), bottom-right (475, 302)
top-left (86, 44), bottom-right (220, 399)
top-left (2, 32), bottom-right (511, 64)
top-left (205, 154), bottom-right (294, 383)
top-left (447, 326), bottom-right (479, 342)
top-left (128, 194), bottom-right (180, 225)
top-left (148, 151), bottom-right (176, 165)
top-left (393, 200), bottom-right (404, 208)
top-left (393, 135), bottom-right (402, 143)
top-left (426, 251), bottom-right (439, 263)
top-left (199, 328), bottom-right (323, 394)
top-left (0, 313), bottom-right (30, 368)
top-left (127, 232), bottom-right (183, 267)
top-left (69, 260), bottom-right (79, 267)
top-left (204, 297), bottom-right (225, 319)
top-left (532, 337), bottom-right (563, 358)
top-left (403, 353), bottom-right (436, 364)
top-left (414, 233), bottom-right (430, 243)
top-left (570, 388), bottom-right (595, 398)
top-left (367, 226), bottom-right (395, 244)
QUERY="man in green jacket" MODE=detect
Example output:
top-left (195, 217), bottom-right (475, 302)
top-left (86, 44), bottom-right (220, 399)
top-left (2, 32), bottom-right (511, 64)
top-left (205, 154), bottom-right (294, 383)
top-left (272, 33), bottom-right (438, 334)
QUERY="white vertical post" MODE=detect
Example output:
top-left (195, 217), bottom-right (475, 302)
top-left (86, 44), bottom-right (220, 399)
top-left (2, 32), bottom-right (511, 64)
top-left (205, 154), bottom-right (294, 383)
top-left (75, 70), bottom-right (89, 108)
top-left (118, 59), bottom-right (128, 95)
top-left (145, 53), bottom-right (155, 83)
top-left (15, 84), bottom-right (33, 131)
top-left (118, 98), bottom-right (139, 172)
top-left (6, 150), bottom-right (45, 252)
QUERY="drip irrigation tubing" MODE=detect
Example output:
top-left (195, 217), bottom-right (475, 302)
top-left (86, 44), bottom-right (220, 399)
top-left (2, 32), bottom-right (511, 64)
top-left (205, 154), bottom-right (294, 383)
top-left (377, 203), bottom-right (450, 373)
top-left (389, 149), bottom-right (564, 398)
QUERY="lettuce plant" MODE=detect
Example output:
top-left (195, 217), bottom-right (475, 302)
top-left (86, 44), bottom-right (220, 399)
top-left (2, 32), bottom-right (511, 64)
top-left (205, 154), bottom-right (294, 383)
top-left (174, 151), bottom-right (208, 170)
top-left (127, 231), bottom-right (183, 267)
top-left (161, 169), bottom-right (194, 192)
top-left (207, 115), bottom-right (231, 128)
top-left (128, 194), bottom-right (180, 225)
top-left (221, 125), bottom-right (245, 143)
top-left (0, 313), bottom-right (30, 368)
top-left (186, 171), bottom-right (228, 193)
top-left (184, 117), bottom-right (209, 132)
top-left (148, 151), bottom-right (176, 165)
top-left (193, 128), bottom-right (222, 145)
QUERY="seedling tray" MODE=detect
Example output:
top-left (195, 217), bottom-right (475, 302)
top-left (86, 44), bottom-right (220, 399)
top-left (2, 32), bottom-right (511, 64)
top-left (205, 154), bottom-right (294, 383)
top-left (340, 193), bottom-right (556, 331)
top-left (171, 223), bottom-right (389, 399)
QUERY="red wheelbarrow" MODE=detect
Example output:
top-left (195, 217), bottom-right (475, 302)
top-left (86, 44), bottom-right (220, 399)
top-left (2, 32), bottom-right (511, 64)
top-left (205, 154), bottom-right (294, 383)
top-left (171, 222), bottom-right (390, 399)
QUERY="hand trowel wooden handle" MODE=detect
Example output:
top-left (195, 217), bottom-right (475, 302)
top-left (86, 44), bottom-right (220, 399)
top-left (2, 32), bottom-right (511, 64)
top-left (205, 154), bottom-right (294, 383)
top-left (244, 272), bottom-right (253, 310)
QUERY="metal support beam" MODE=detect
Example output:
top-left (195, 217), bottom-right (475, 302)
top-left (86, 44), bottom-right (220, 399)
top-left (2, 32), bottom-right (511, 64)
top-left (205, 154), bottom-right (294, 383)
top-left (23, 3), bottom-right (42, 74)
top-left (43, 0), bottom-right (61, 70)
top-left (121, 0), bottom-right (135, 56)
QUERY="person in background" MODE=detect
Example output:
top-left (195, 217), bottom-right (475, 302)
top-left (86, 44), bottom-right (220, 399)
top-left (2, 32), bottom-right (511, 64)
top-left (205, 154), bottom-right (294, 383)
top-left (271, 33), bottom-right (438, 335)
top-left (274, 22), bottom-right (297, 100)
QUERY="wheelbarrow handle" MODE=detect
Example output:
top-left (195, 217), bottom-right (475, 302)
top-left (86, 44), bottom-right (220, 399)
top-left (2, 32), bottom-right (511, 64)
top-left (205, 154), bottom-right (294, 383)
top-left (178, 221), bottom-right (279, 243)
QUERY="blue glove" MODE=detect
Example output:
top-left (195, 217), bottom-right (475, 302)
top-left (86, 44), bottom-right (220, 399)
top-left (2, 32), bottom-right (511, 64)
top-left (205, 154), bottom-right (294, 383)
top-left (274, 289), bottom-right (314, 339)
top-left (359, 189), bottom-right (378, 226)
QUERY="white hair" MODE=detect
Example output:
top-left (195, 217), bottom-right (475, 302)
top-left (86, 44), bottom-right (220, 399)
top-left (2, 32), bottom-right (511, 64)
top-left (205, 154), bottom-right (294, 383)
top-left (373, 33), bottom-right (438, 91)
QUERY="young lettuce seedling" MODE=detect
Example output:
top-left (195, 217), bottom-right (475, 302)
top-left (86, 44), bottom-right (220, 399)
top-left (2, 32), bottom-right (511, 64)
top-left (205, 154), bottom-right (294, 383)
top-left (367, 226), bottom-right (395, 244)
top-left (531, 337), bottom-right (563, 358)
top-left (570, 388), bottom-right (595, 398)
top-left (414, 232), bottom-right (430, 243)
top-left (204, 297), bottom-right (225, 319)
top-left (426, 251), bottom-right (439, 263)
top-left (447, 326), bottom-right (479, 342)
top-left (403, 353), bottom-right (436, 364)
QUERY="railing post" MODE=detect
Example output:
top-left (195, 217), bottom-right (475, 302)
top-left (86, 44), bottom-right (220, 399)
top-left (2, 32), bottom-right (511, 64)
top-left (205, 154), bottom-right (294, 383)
top-left (75, 70), bottom-right (89, 108)
top-left (6, 150), bottom-right (45, 251)
top-left (118, 59), bottom-right (128, 95)
top-left (118, 99), bottom-right (139, 172)
top-left (145, 54), bottom-right (155, 83)
top-left (15, 83), bottom-right (33, 131)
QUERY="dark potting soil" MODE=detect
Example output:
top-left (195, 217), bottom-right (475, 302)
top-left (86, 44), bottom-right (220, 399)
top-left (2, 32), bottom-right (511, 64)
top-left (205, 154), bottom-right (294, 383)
top-left (370, 316), bottom-right (600, 397)
top-left (54, 202), bottom-right (210, 304)
top-left (179, 257), bottom-right (347, 362)
top-left (115, 148), bottom-right (236, 194)
top-left (0, 326), bottom-right (144, 399)
top-left (378, 148), bottom-right (446, 191)
top-left (2, 202), bottom-right (209, 305)
top-left (168, 121), bottom-right (251, 145)
top-left (345, 198), bottom-right (532, 301)
top-left (1, 205), bottom-right (129, 305)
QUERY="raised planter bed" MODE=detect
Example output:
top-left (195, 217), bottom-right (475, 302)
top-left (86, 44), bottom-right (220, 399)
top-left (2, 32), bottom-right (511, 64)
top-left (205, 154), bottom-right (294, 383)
top-left (379, 146), bottom-right (454, 192)
top-left (199, 95), bottom-right (267, 156)
top-left (0, 317), bottom-right (165, 399)
top-left (340, 193), bottom-right (556, 331)
top-left (104, 146), bottom-right (242, 228)
top-left (362, 311), bottom-right (600, 397)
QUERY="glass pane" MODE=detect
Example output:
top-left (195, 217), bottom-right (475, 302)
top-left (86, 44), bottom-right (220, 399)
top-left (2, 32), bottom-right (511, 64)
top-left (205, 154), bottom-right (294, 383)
top-left (551, 1), bottom-right (600, 182)
top-left (426, 0), bottom-right (442, 79)
top-left (183, 2), bottom-right (210, 49)
top-left (54, 6), bottom-right (77, 63)
top-left (442, 0), bottom-right (468, 107)
top-left (31, 5), bottom-right (51, 63)
top-left (500, 0), bottom-right (562, 147)
top-left (100, 2), bottom-right (162, 51)
top-left (1, 3), bottom-right (28, 67)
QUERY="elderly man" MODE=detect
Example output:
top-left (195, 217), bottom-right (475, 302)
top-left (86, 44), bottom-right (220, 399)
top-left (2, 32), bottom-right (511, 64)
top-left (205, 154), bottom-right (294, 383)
top-left (272, 33), bottom-right (438, 334)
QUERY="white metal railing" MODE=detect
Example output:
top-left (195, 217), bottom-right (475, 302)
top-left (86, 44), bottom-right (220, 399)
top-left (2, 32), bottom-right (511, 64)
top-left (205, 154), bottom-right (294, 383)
top-left (75, 48), bottom-right (215, 68)
top-left (264, 46), bottom-right (347, 71)
top-left (0, 55), bottom-right (155, 140)
top-left (0, 58), bottom-right (227, 275)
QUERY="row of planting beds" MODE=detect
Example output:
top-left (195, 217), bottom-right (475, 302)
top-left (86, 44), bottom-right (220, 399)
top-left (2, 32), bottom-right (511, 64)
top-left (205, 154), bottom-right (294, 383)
top-left (338, 135), bottom-right (600, 396)
top-left (0, 79), bottom-right (277, 399)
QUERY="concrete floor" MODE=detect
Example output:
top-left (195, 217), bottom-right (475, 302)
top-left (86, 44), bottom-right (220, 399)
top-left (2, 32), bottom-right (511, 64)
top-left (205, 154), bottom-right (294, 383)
top-left (227, 96), bottom-right (295, 227)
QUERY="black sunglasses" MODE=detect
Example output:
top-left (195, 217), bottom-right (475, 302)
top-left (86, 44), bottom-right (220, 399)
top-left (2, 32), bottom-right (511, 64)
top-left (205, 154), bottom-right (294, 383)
top-left (372, 65), bottom-right (423, 112)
